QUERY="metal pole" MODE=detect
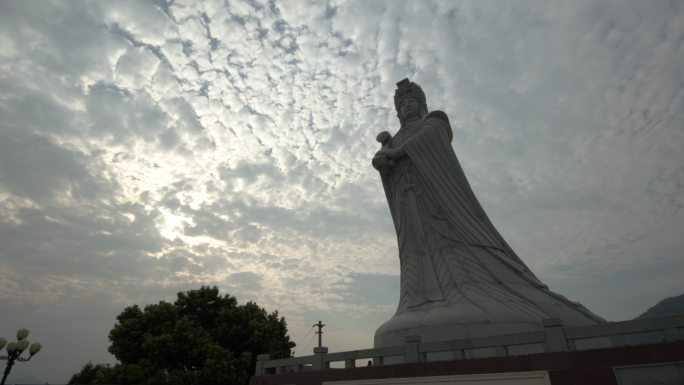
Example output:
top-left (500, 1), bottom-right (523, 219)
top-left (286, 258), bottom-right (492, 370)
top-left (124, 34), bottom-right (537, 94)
top-left (1, 356), bottom-right (15, 385)
top-left (313, 320), bottom-right (325, 347)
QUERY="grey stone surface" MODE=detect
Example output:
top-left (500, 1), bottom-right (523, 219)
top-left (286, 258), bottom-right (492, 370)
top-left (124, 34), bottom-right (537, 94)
top-left (372, 78), bottom-right (604, 348)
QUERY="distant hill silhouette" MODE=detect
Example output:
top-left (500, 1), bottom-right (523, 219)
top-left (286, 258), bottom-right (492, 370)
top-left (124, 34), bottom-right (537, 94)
top-left (635, 292), bottom-right (684, 319)
top-left (623, 292), bottom-right (684, 346)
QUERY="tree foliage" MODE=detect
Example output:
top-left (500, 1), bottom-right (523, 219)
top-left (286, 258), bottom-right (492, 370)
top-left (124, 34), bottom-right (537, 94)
top-left (68, 362), bottom-right (118, 384)
top-left (69, 286), bottom-right (294, 385)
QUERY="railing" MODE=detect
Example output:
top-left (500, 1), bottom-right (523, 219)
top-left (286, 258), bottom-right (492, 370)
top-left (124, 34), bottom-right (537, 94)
top-left (254, 314), bottom-right (684, 376)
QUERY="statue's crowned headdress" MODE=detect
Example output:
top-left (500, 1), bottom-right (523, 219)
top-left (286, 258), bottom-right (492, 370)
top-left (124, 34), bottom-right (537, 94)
top-left (394, 78), bottom-right (427, 114)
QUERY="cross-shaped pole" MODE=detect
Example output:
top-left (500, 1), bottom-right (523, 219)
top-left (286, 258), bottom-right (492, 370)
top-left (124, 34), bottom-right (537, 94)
top-left (313, 320), bottom-right (325, 347)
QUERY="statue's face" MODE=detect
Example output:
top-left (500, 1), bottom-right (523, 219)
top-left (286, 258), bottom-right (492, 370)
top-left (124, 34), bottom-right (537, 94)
top-left (399, 97), bottom-right (421, 120)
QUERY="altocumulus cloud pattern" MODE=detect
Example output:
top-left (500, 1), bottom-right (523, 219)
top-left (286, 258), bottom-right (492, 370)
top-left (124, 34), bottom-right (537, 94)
top-left (0, 0), bottom-right (683, 382)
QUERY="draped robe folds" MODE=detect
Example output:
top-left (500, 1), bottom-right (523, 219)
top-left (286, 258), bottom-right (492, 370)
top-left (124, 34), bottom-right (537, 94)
top-left (374, 111), bottom-right (604, 348)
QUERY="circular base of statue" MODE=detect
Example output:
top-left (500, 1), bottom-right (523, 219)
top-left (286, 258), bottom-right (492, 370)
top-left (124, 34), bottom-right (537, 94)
top-left (374, 296), bottom-right (602, 348)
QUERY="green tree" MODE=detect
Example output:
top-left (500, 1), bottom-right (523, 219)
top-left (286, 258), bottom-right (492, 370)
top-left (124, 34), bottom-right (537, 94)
top-left (69, 286), bottom-right (294, 385)
top-left (68, 362), bottom-right (119, 384)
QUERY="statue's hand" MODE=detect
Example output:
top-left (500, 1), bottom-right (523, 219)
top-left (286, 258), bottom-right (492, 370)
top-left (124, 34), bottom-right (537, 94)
top-left (376, 131), bottom-right (392, 144)
top-left (375, 147), bottom-right (398, 159)
top-left (372, 154), bottom-right (392, 175)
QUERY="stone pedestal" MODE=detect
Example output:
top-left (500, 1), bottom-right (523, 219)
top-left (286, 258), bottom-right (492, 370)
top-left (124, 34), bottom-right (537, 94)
top-left (374, 289), bottom-right (602, 348)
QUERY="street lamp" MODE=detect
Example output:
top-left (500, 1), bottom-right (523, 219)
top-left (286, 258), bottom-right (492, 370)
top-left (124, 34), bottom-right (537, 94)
top-left (0, 329), bottom-right (42, 385)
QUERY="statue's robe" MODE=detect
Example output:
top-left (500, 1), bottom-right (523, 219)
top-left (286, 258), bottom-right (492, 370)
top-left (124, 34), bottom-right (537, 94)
top-left (375, 111), bottom-right (603, 348)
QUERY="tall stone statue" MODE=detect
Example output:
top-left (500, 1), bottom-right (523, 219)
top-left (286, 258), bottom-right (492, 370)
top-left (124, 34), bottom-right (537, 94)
top-left (372, 78), bottom-right (604, 348)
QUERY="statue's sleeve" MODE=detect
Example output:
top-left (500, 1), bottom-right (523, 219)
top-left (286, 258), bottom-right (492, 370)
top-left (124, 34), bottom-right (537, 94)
top-left (403, 111), bottom-right (541, 277)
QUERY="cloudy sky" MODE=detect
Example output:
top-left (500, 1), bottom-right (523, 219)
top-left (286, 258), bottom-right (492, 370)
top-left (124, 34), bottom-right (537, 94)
top-left (1, 0), bottom-right (683, 382)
